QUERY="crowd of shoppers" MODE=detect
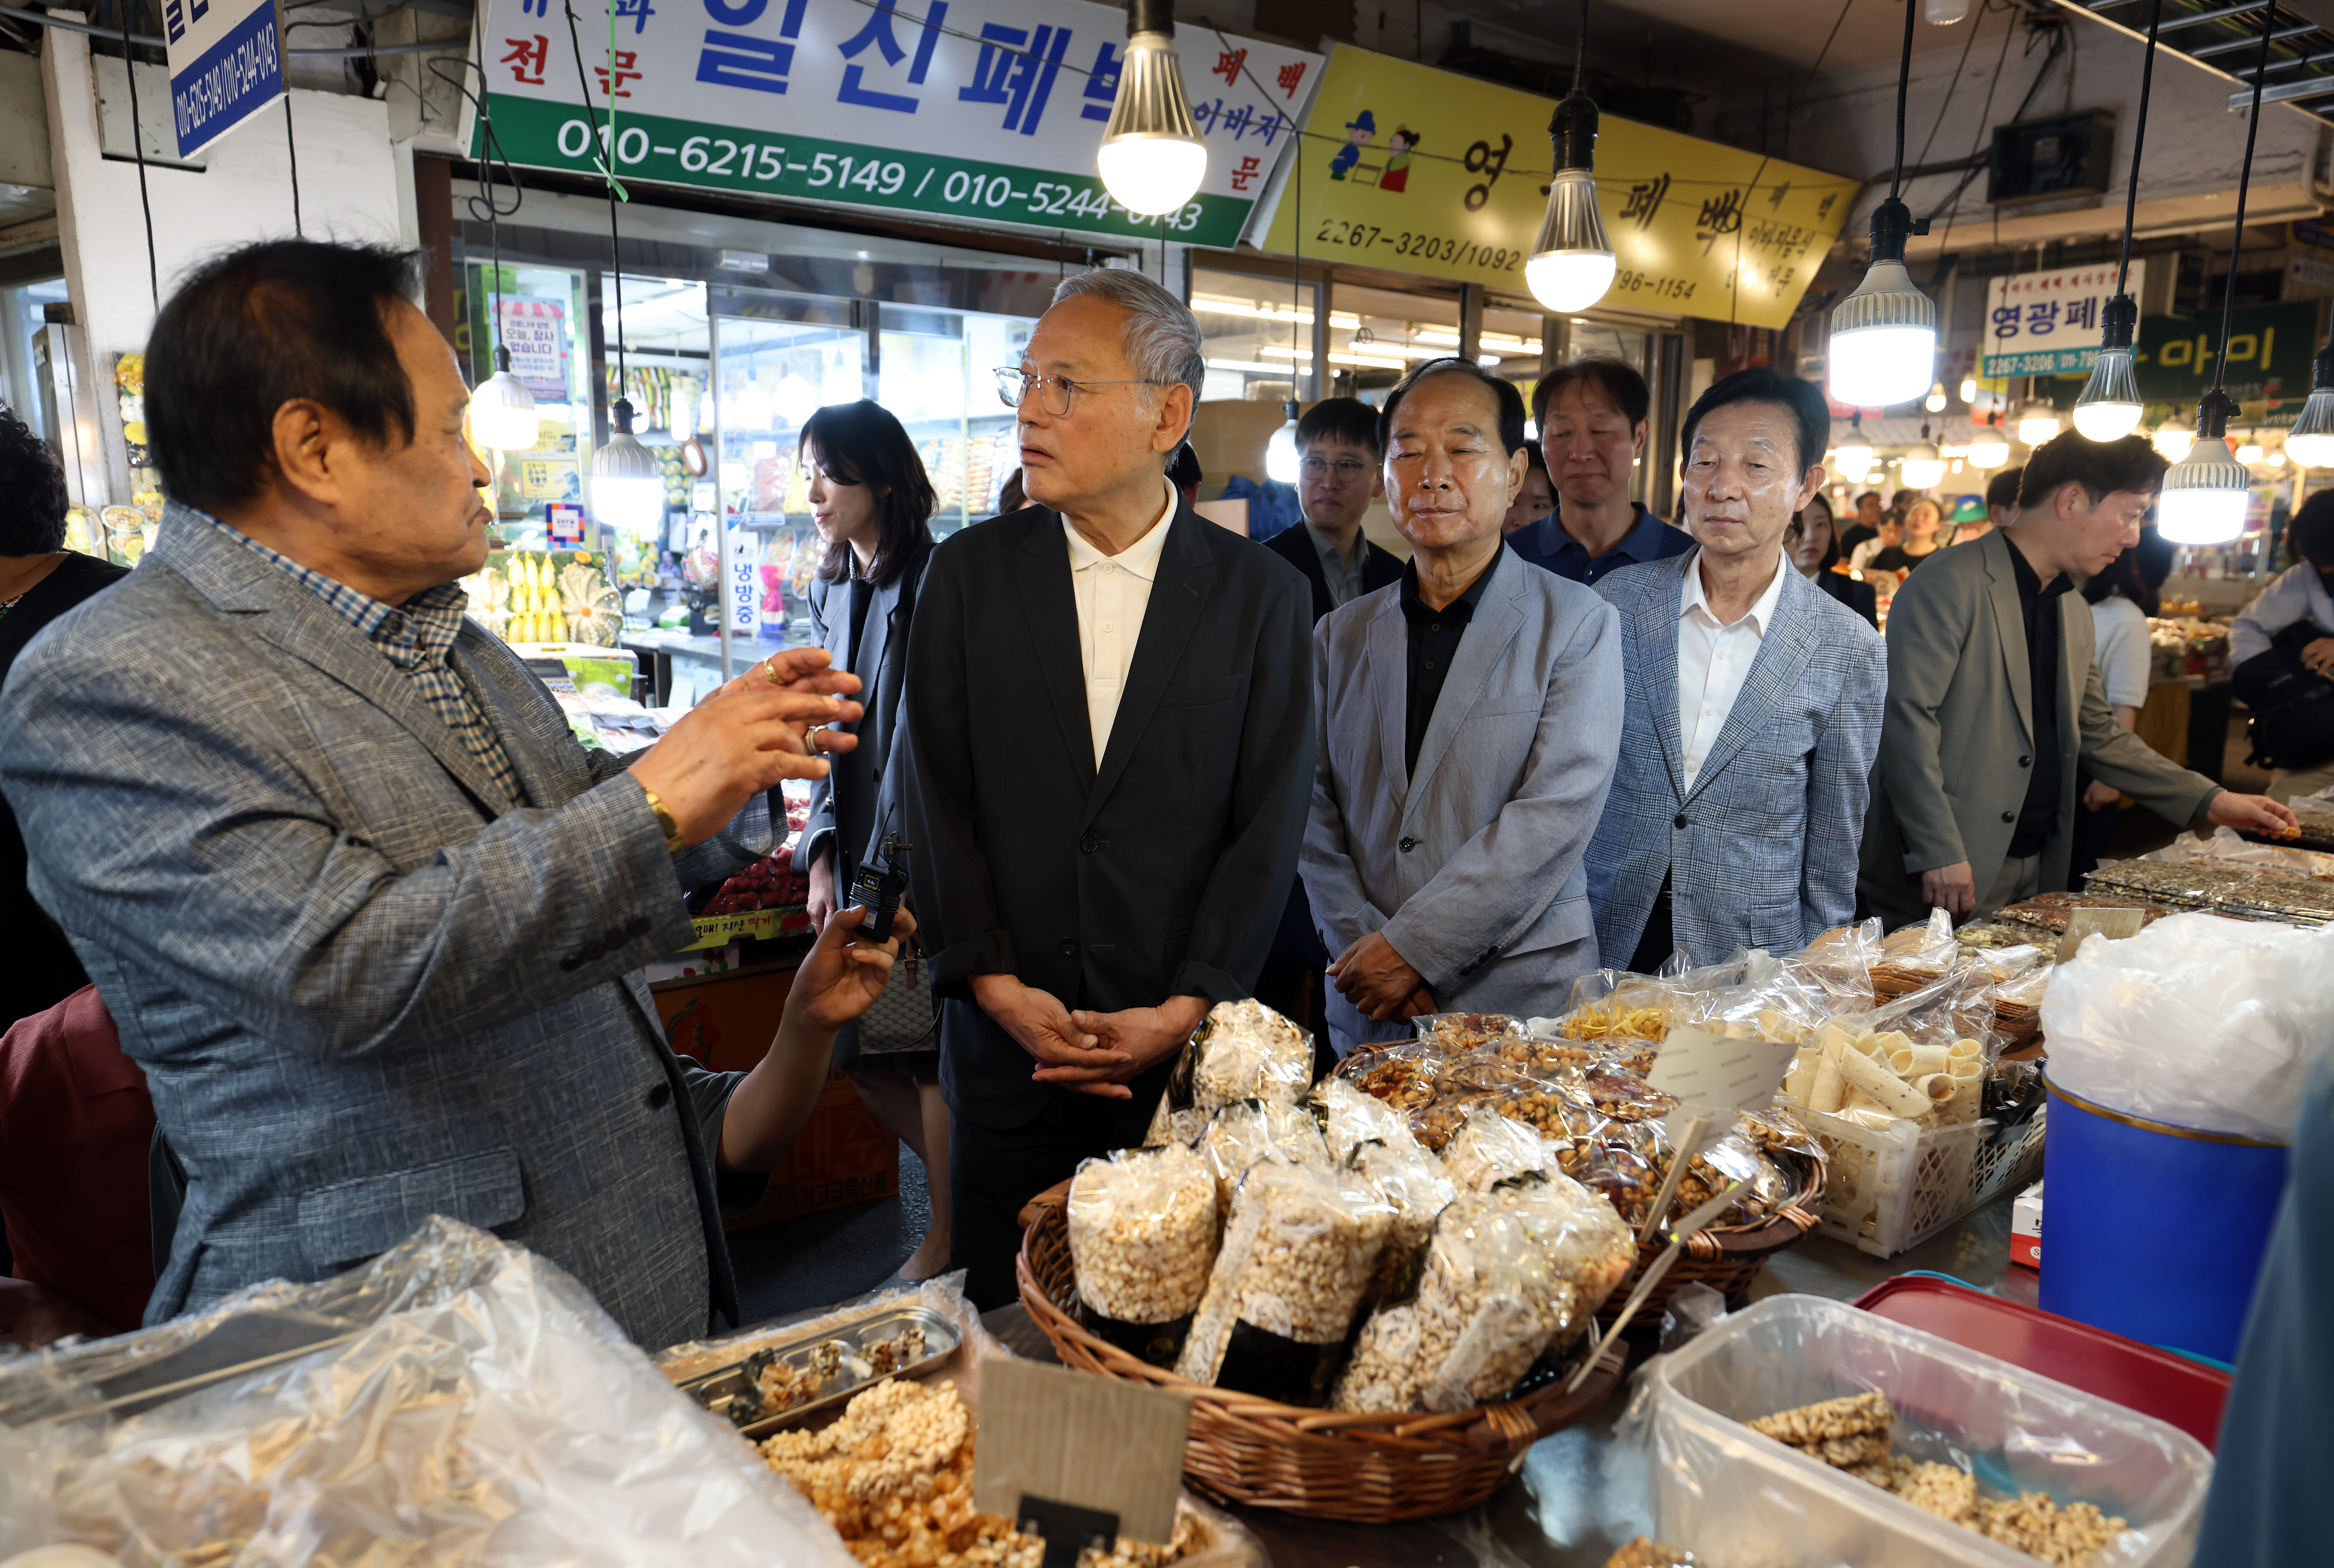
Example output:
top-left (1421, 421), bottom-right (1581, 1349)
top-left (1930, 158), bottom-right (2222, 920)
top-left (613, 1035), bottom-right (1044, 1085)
top-left (0, 237), bottom-right (2306, 1343)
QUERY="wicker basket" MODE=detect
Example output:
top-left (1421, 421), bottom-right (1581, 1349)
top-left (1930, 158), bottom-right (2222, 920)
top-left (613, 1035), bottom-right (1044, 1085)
top-left (1015, 1187), bottom-right (1628, 1522)
top-left (1597, 1156), bottom-right (1827, 1327)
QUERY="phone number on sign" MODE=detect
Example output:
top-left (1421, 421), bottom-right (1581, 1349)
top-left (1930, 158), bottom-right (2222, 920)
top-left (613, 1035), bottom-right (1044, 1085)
top-left (554, 120), bottom-right (1211, 233)
top-left (1311, 218), bottom-right (1525, 271)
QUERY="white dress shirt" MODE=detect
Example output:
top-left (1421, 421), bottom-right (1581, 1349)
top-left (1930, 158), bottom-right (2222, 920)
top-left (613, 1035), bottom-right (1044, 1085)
top-left (1064, 480), bottom-right (1177, 768)
top-left (1676, 553), bottom-right (1790, 792)
top-left (2231, 560), bottom-right (2334, 666)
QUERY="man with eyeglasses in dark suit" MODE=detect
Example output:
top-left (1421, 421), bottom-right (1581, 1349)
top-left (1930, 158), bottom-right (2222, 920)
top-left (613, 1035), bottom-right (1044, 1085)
top-left (1259, 398), bottom-right (1404, 622)
top-left (899, 267), bottom-right (1314, 1308)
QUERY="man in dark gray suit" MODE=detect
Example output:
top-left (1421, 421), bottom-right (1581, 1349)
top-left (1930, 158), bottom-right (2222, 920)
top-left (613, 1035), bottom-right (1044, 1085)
top-left (0, 241), bottom-right (890, 1346)
top-left (1302, 359), bottom-right (1623, 1054)
top-left (901, 269), bottom-right (1313, 1307)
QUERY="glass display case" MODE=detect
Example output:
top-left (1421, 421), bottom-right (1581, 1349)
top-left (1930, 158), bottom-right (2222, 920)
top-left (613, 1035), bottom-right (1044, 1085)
top-left (878, 306), bottom-right (1036, 538)
top-left (1193, 266), bottom-right (1326, 407)
top-left (461, 260), bottom-right (592, 544)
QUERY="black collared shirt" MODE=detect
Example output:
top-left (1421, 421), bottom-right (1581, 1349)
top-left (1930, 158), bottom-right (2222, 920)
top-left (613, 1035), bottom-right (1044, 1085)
top-left (2006, 538), bottom-right (2073, 858)
top-left (1400, 547), bottom-right (1503, 778)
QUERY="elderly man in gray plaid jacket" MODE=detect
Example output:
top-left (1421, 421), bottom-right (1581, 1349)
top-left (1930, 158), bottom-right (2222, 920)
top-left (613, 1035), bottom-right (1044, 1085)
top-left (1586, 369), bottom-right (1886, 970)
top-left (0, 242), bottom-right (889, 1347)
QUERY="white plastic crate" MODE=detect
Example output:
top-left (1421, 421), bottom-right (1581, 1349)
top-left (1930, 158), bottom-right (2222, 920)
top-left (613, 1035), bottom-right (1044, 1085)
top-left (1797, 1102), bottom-right (2050, 1259)
top-left (1635, 1294), bottom-right (2211, 1567)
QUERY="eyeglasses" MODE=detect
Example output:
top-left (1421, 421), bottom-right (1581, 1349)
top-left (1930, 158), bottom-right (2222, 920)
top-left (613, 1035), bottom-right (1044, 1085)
top-left (1299, 454), bottom-right (1373, 482)
top-left (994, 368), bottom-right (1165, 416)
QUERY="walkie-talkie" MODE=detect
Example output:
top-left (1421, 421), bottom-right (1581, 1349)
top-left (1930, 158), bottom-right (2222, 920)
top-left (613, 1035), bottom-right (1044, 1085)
top-left (847, 830), bottom-right (912, 940)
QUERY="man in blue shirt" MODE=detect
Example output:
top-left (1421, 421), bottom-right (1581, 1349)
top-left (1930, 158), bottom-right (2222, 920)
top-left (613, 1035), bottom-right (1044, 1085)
top-left (1509, 356), bottom-right (1694, 586)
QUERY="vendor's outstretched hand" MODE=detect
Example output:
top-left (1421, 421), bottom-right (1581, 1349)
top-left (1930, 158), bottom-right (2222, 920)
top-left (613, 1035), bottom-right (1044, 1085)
top-left (787, 904), bottom-right (916, 1032)
top-left (630, 649), bottom-right (863, 845)
top-left (2207, 792), bottom-right (2300, 837)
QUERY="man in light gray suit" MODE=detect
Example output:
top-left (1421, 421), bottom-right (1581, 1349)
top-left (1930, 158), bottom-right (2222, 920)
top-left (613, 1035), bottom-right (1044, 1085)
top-left (1303, 359), bottom-right (1623, 1054)
top-left (0, 241), bottom-right (886, 1346)
top-left (1860, 432), bottom-right (2294, 923)
top-left (1588, 368), bottom-right (1886, 970)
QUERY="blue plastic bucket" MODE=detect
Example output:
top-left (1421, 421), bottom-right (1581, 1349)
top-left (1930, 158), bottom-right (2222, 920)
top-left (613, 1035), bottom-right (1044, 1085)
top-left (2039, 1072), bottom-right (2291, 1363)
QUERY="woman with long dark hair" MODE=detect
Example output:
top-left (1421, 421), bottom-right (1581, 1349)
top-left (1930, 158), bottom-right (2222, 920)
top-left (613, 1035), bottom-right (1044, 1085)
top-left (1786, 492), bottom-right (1878, 629)
top-left (795, 399), bottom-right (949, 1279)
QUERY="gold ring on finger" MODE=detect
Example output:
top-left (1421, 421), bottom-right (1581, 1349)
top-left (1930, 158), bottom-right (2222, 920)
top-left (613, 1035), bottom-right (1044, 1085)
top-left (761, 659), bottom-right (785, 686)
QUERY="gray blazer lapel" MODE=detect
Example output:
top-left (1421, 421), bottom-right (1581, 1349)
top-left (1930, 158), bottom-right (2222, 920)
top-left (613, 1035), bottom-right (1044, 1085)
top-left (1637, 555), bottom-right (1689, 802)
top-left (450, 631), bottom-right (581, 807)
top-left (1982, 531), bottom-right (2035, 745)
top-left (1014, 512), bottom-right (1096, 782)
top-left (1403, 559), bottom-right (1524, 821)
top-left (158, 514), bottom-right (520, 816)
top-left (1684, 565), bottom-right (1821, 807)
top-left (1088, 508), bottom-right (1215, 826)
top-left (1367, 591), bottom-right (1411, 811)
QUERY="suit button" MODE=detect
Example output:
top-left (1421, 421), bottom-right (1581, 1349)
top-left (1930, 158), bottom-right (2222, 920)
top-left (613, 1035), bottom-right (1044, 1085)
top-left (1059, 939), bottom-right (1079, 957)
top-left (1673, 813), bottom-right (1689, 830)
top-left (2001, 810), bottom-right (2016, 823)
top-left (2018, 754), bottom-right (2032, 768)
top-left (1079, 834), bottom-right (1100, 852)
top-left (603, 929), bottom-right (625, 947)
top-left (627, 915), bottom-right (652, 938)
top-left (645, 1082), bottom-right (672, 1110)
top-left (1399, 835), bottom-right (1417, 852)
top-left (580, 940), bottom-right (606, 961)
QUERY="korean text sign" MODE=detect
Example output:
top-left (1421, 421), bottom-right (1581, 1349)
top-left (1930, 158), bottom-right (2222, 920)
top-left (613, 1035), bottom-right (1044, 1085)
top-left (1255, 45), bottom-right (1854, 329)
top-left (2134, 301), bottom-right (2316, 425)
top-left (1980, 261), bottom-right (2148, 377)
top-left (471, 0), bottom-right (1319, 247)
top-left (163, 0), bottom-right (286, 159)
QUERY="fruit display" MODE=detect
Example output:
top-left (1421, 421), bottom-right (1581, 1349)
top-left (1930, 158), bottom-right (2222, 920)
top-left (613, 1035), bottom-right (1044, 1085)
top-left (703, 841), bottom-right (809, 915)
top-left (468, 550), bottom-right (621, 645)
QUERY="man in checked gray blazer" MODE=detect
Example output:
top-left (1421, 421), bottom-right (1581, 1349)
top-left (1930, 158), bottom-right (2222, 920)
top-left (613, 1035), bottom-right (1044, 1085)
top-left (1304, 360), bottom-right (1623, 1054)
top-left (0, 242), bottom-right (878, 1346)
top-left (1588, 369), bottom-right (1886, 970)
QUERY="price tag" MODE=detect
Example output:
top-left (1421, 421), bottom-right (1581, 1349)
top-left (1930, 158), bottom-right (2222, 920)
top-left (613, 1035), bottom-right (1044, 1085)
top-left (972, 1359), bottom-right (1188, 1546)
top-left (2058, 905), bottom-right (2146, 964)
top-left (1645, 1025), bottom-right (1800, 1115)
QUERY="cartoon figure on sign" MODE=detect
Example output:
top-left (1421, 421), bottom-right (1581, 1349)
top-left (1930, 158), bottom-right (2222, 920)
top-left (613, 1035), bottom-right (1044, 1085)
top-left (1381, 126), bottom-right (1418, 193)
top-left (1330, 109), bottom-right (1375, 180)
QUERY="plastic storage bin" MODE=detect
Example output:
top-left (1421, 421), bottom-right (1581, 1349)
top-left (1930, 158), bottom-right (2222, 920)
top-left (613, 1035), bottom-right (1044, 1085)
top-left (1633, 1294), bottom-right (2213, 1567)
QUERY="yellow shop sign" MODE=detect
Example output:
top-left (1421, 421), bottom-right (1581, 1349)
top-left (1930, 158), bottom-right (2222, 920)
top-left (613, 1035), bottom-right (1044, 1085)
top-left (1257, 45), bottom-right (1858, 330)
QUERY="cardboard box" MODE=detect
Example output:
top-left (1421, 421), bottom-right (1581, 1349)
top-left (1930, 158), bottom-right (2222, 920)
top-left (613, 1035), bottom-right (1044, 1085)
top-left (2010, 1180), bottom-right (2042, 1270)
top-left (651, 963), bottom-right (899, 1230)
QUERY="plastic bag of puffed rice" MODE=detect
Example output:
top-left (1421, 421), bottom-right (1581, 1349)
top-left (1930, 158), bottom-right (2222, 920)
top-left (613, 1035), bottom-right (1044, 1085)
top-left (1144, 999), bottom-right (1315, 1147)
top-left (1067, 1142), bottom-right (1219, 1367)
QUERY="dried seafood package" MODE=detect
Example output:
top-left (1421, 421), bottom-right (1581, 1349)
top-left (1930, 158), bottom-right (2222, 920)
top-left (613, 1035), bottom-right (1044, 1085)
top-left (1174, 1162), bottom-right (1394, 1405)
top-left (1145, 999), bottom-right (1315, 1146)
top-left (1068, 1142), bottom-right (1220, 1366)
top-left (1332, 1194), bottom-right (1554, 1413)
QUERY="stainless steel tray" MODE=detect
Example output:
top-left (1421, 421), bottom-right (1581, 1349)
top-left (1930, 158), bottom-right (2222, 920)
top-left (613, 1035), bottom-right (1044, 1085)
top-left (677, 1305), bottom-right (962, 1439)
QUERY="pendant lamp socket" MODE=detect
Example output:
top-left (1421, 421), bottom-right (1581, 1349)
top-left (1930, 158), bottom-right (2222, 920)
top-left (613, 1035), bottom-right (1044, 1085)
top-left (2286, 344), bottom-right (2334, 467)
top-left (592, 397), bottom-right (665, 531)
top-left (1827, 197), bottom-right (1937, 408)
top-left (2071, 296), bottom-right (2143, 442)
top-left (2158, 388), bottom-right (2251, 545)
top-left (1525, 92), bottom-right (1616, 314)
top-left (1096, 0), bottom-right (1208, 216)
top-left (471, 344), bottom-right (542, 453)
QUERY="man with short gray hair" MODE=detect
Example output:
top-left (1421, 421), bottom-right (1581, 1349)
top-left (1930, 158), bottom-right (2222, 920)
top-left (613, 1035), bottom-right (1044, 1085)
top-left (900, 267), bottom-right (1314, 1306)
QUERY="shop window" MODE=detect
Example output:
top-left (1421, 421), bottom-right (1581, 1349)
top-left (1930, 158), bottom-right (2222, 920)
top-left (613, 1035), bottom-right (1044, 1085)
top-left (878, 306), bottom-right (1036, 537)
top-left (1193, 268), bottom-right (1324, 406)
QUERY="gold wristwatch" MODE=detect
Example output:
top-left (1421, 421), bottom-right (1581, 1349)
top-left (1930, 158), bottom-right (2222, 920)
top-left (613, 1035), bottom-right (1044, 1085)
top-left (640, 788), bottom-right (685, 856)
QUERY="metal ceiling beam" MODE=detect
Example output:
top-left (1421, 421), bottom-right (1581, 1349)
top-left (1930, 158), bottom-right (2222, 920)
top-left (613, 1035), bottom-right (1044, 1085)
top-left (2228, 71), bottom-right (2334, 103)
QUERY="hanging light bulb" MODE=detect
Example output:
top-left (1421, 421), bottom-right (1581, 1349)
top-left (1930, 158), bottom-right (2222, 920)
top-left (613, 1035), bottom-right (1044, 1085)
top-left (2155, 0), bottom-right (2277, 547)
top-left (2286, 345), bottom-right (2334, 467)
top-left (1901, 425), bottom-right (1947, 489)
top-left (1924, 382), bottom-right (1948, 414)
top-left (592, 397), bottom-right (665, 531)
top-left (2015, 398), bottom-right (2062, 446)
top-left (1828, 3), bottom-right (1936, 410)
top-left (1526, 2), bottom-right (1615, 314)
top-left (1095, 0), bottom-right (1207, 215)
top-left (1924, 0), bottom-right (1972, 22)
top-left (1959, 376), bottom-right (1978, 404)
top-left (2153, 424), bottom-right (2196, 462)
top-left (2158, 391), bottom-right (2251, 544)
top-left (470, 345), bottom-right (541, 452)
top-left (1835, 412), bottom-right (1874, 476)
top-left (2073, 304), bottom-right (2143, 442)
top-left (1264, 400), bottom-right (1302, 482)
top-left (2236, 437), bottom-right (2265, 465)
top-left (1966, 427), bottom-right (2011, 469)
top-left (2270, 448), bottom-right (2288, 468)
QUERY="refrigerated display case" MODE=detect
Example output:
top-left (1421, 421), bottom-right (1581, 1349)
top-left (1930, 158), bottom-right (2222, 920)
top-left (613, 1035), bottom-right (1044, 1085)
top-left (878, 306), bottom-right (1036, 538)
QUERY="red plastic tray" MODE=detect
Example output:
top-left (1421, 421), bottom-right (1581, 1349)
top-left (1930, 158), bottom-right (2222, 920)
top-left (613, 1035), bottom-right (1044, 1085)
top-left (1853, 1276), bottom-right (2231, 1451)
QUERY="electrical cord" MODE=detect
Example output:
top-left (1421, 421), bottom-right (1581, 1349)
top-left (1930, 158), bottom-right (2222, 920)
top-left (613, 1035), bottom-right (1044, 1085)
top-left (2207, 0), bottom-right (2276, 394)
top-left (115, 0), bottom-right (159, 310)
top-left (2115, 0), bottom-right (2165, 298)
top-left (285, 94), bottom-right (303, 237)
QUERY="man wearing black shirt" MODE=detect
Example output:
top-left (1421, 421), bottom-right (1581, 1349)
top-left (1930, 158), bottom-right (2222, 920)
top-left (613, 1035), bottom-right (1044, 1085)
top-left (1860, 433), bottom-right (2294, 924)
top-left (1301, 359), bottom-right (1622, 1054)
